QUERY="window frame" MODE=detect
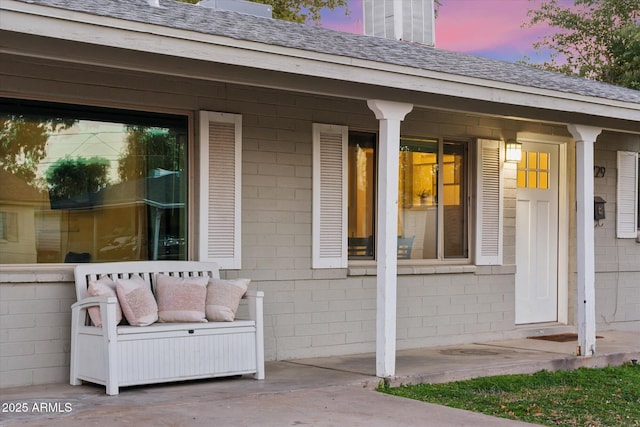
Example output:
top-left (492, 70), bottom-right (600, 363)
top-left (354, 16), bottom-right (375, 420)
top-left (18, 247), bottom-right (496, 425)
top-left (313, 125), bottom-right (504, 269)
top-left (398, 136), bottom-right (472, 263)
top-left (0, 97), bottom-right (193, 265)
top-left (347, 130), bottom-right (377, 261)
top-left (344, 130), bottom-right (473, 264)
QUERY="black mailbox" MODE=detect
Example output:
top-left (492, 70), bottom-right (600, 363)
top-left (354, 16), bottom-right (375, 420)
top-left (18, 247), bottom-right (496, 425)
top-left (594, 196), bottom-right (606, 221)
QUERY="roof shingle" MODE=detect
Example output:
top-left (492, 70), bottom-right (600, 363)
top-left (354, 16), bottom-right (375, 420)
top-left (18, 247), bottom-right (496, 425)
top-left (11, 0), bottom-right (640, 104)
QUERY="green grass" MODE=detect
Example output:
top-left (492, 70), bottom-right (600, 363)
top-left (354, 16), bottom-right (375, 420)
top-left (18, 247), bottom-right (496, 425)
top-left (379, 363), bottom-right (640, 426)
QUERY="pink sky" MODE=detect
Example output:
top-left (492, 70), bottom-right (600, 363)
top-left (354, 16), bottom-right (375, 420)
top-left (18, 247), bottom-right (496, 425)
top-left (319, 0), bottom-right (559, 63)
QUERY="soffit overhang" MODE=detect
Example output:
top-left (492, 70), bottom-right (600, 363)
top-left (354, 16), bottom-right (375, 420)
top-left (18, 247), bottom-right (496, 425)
top-left (1, 0), bottom-right (639, 134)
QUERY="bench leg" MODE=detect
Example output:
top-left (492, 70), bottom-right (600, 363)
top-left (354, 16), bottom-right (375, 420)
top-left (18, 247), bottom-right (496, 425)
top-left (106, 382), bottom-right (119, 396)
top-left (249, 292), bottom-right (265, 380)
top-left (253, 334), bottom-right (265, 380)
top-left (103, 302), bottom-right (120, 396)
top-left (70, 306), bottom-right (81, 386)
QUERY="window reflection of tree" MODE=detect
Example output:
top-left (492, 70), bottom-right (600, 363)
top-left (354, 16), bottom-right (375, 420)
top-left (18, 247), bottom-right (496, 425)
top-left (1, 105), bottom-right (187, 263)
top-left (0, 115), bottom-right (76, 185)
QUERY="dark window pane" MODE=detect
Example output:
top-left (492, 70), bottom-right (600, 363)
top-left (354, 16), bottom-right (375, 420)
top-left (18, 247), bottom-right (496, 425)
top-left (0, 99), bottom-right (188, 264)
top-left (443, 141), bottom-right (468, 258)
top-left (399, 138), bottom-right (438, 260)
top-left (347, 132), bottom-right (376, 259)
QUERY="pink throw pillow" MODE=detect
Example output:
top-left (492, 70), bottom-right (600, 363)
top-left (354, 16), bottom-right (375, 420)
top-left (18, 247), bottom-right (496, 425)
top-left (205, 278), bottom-right (250, 322)
top-left (87, 276), bottom-right (122, 327)
top-left (155, 274), bottom-right (208, 323)
top-left (116, 274), bottom-right (158, 326)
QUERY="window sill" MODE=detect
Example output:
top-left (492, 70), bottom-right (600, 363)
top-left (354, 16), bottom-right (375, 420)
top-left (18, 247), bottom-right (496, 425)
top-left (348, 263), bottom-right (477, 276)
top-left (347, 262), bottom-right (517, 276)
top-left (0, 264), bottom-right (75, 283)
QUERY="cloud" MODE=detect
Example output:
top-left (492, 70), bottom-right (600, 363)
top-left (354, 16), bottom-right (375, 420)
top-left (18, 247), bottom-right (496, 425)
top-left (435, 0), bottom-right (549, 61)
top-left (318, 0), bottom-right (559, 63)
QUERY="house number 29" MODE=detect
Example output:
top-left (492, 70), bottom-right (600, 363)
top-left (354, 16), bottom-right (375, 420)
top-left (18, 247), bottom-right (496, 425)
top-left (594, 166), bottom-right (606, 178)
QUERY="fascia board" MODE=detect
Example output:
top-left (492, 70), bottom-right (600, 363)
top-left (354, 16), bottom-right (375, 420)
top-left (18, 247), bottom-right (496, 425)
top-left (2, 0), bottom-right (639, 123)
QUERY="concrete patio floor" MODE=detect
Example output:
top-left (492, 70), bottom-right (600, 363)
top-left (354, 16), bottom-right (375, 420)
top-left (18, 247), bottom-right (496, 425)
top-left (1, 329), bottom-right (638, 426)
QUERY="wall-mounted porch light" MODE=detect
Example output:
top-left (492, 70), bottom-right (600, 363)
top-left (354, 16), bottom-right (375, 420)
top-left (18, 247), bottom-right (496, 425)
top-left (505, 140), bottom-right (523, 163)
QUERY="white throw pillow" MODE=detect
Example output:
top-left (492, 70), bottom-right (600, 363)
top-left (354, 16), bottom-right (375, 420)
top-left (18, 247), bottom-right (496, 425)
top-left (205, 278), bottom-right (250, 322)
top-left (116, 274), bottom-right (158, 326)
top-left (155, 274), bottom-right (208, 323)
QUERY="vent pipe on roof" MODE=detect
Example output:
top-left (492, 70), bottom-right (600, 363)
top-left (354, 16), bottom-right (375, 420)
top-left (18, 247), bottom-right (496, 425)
top-left (363, 0), bottom-right (435, 46)
top-left (198, 0), bottom-right (272, 18)
top-left (148, 0), bottom-right (160, 7)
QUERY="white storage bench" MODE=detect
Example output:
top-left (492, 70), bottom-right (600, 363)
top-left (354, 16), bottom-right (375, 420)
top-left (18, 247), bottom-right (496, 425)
top-left (70, 261), bottom-right (264, 395)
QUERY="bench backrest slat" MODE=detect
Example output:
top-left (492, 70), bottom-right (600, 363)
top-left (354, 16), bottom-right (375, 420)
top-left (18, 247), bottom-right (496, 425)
top-left (74, 261), bottom-right (221, 301)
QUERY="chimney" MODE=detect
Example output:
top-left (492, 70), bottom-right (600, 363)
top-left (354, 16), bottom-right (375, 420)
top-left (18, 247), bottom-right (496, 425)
top-left (363, 0), bottom-right (435, 46)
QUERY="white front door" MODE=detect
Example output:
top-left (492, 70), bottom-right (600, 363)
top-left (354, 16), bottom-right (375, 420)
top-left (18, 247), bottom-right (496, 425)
top-left (515, 142), bottom-right (559, 324)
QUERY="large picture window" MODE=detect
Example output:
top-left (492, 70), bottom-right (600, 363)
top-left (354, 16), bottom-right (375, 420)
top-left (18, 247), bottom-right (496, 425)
top-left (347, 133), bottom-right (469, 261)
top-left (0, 99), bottom-right (188, 264)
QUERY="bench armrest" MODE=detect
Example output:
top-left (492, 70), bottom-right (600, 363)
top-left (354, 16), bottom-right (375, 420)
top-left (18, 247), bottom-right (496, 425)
top-left (243, 290), bottom-right (263, 322)
top-left (71, 296), bottom-right (119, 329)
top-left (72, 296), bottom-right (118, 310)
top-left (70, 296), bottom-right (120, 394)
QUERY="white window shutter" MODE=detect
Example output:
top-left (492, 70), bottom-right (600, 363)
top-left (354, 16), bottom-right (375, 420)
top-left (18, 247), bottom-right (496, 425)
top-left (475, 139), bottom-right (504, 265)
top-left (312, 124), bottom-right (348, 269)
top-left (616, 150), bottom-right (638, 238)
top-left (198, 111), bottom-right (242, 269)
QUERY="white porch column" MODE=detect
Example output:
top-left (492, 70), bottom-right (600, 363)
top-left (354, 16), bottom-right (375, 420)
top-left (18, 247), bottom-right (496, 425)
top-left (567, 124), bottom-right (602, 357)
top-left (367, 99), bottom-right (413, 378)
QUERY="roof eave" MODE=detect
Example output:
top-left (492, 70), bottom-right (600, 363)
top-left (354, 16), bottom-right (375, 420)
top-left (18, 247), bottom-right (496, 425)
top-left (2, 0), bottom-right (639, 125)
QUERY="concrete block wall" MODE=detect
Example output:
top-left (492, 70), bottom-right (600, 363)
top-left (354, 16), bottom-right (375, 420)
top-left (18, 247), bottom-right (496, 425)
top-left (258, 277), bottom-right (377, 360)
top-left (3, 60), bottom-right (624, 387)
top-left (257, 270), bottom-right (519, 361)
top-left (593, 133), bottom-right (640, 331)
top-left (0, 273), bottom-right (75, 388)
top-left (396, 271), bottom-right (516, 348)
